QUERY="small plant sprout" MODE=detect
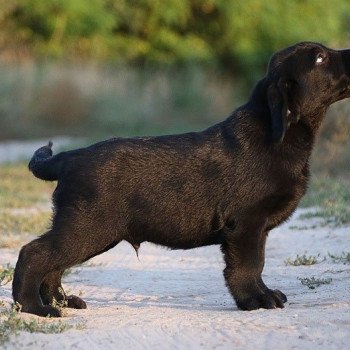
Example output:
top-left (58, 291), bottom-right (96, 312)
top-left (328, 252), bottom-right (350, 264)
top-left (0, 264), bottom-right (14, 285)
top-left (49, 287), bottom-right (69, 313)
top-left (298, 277), bottom-right (332, 289)
top-left (284, 253), bottom-right (324, 266)
top-left (0, 302), bottom-right (84, 345)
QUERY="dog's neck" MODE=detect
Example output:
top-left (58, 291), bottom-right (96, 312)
top-left (248, 78), bottom-right (327, 143)
top-left (299, 106), bottom-right (328, 133)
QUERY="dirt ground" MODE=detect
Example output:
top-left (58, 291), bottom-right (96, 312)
top-left (1, 209), bottom-right (349, 350)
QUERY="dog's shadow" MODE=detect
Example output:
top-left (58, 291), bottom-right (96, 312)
top-left (64, 264), bottom-right (234, 312)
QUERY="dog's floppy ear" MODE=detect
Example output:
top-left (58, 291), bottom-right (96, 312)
top-left (267, 78), bottom-right (301, 143)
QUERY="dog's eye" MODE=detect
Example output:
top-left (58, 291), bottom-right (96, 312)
top-left (316, 53), bottom-right (325, 65)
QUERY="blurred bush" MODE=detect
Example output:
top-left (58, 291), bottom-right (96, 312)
top-left (1, 0), bottom-right (349, 81)
top-left (312, 101), bottom-right (350, 177)
top-left (0, 63), bottom-right (238, 140)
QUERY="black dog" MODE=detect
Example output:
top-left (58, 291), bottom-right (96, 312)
top-left (13, 42), bottom-right (350, 317)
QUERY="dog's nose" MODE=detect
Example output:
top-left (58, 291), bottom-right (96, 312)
top-left (341, 49), bottom-right (350, 75)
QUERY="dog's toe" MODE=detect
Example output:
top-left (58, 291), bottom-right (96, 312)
top-left (66, 295), bottom-right (87, 309)
top-left (236, 289), bottom-right (286, 311)
top-left (272, 289), bottom-right (287, 303)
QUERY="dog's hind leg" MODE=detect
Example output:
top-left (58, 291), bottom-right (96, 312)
top-left (40, 270), bottom-right (87, 309)
top-left (13, 233), bottom-right (63, 317)
top-left (13, 227), bottom-right (121, 317)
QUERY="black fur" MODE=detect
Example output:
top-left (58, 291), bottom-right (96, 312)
top-left (13, 42), bottom-right (350, 317)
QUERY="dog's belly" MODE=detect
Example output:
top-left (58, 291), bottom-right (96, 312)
top-left (126, 215), bottom-right (225, 250)
top-left (148, 229), bottom-right (224, 249)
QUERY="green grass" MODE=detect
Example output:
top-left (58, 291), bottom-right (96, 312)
top-left (0, 164), bottom-right (54, 209)
top-left (0, 163), bottom-right (53, 247)
top-left (0, 211), bottom-right (51, 247)
top-left (0, 264), bottom-right (14, 286)
top-left (0, 303), bottom-right (81, 345)
top-left (301, 176), bottom-right (350, 226)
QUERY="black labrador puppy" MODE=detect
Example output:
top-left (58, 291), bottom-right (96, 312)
top-left (13, 42), bottom-right (350, 317)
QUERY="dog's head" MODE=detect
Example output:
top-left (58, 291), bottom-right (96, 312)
top-left (266, 42), bottom-right (350, 143)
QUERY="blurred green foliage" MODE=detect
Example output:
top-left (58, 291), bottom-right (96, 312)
top-left (0, 64), bottom-right (238, 140)
top-left (1, 0), bottom-right (350, 149)
top-left (1, 0), bottom-right (349, 79)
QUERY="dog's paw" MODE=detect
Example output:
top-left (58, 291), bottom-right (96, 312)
top-left (21, 305), bottom-right (62, 317)
top-left (271, 289), bottom-right (287, 303)
top-left (235, 289), bottom-right (287, 311)
top-left (66, 295), bottom-right (87, 309)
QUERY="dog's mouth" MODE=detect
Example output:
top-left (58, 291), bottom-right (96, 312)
top-left (340, 85), bottom-right (350, 97)
top-left (336, 80), bottom-right (350, 99)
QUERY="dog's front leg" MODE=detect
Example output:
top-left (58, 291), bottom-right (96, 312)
top-left (221, 220), bottom-right (287, 310)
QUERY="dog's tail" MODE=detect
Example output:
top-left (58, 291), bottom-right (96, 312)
top-left (28, 141), bottom-right (63, 181)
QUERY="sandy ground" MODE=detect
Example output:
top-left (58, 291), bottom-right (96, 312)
top-left (0, 140), bottom-right (349, 349)
top-left (0, 209), bottom-right (349, 350)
